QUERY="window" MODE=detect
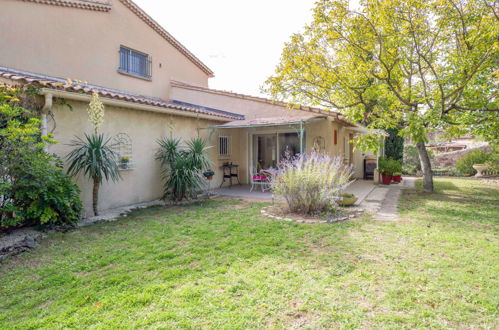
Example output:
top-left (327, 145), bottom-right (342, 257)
top-left (218, 135), bottom-right (231, 158)
top-left (334, 129), bottom-right (338, 145)
top-left (119, 46), bottom-right (152, 79)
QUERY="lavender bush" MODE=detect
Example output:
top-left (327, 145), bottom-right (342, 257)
top-left (271, 152), bottom-right (353, 215)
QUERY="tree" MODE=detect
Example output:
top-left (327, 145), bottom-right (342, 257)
top-left (385, 128), bottom-right (404, 162)
top-left (265, 0), bottom-right (498, 192)
top-left (66, 93), bottom-right (120, 216)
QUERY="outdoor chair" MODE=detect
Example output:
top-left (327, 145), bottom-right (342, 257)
top-left (250, 168), bottom-right (271, 192)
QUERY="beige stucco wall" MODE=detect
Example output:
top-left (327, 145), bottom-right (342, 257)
top-left (48, 100), bottom-right (220, 217)
top-left (0, 0), bottom-right (210, 99)
top-left (170, 86), bottom-right (322, 120)
top-left (206, 117), bottom-right (371, 185)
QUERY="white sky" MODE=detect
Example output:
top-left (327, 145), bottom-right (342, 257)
top-left (134, 0), bottom-right (316, 97)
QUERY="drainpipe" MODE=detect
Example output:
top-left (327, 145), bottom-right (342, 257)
top-left (41, 92), bottom-right (53, 152)
top-left (299, 121), bottom-right (304, 153)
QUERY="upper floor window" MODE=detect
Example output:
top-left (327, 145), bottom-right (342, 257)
top-left (119, 46), bottom-right (152, 79)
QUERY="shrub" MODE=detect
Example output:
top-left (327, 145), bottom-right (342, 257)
top-left (0, 84), bottom-right (82, 229)
top-left (270, 152), bottom-right (353, 215)
top-left (3, 155), bottom-right (82, 228)
top-left (156, 137), bottom-right (211, 201)
top-left (455, 150), bottom-right (491, 176)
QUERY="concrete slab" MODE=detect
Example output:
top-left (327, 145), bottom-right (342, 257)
top-left (365, 187), bottom-right (390, 202)
top-left (213, 185), bottom-right (273, 200)
top-left (344, 180), bottom-right (376, 205)
top-left (213, 180), bottom-right (377, 205)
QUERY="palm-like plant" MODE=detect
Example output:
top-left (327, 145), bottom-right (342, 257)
top-left (66, 133), bottom-right (121, 216)
top-left (155, 136), bottom-right (211, 202)
top-left (156, 137), bottom-right (181, 167)
top-left (185, 137), bottom-right (211, 171)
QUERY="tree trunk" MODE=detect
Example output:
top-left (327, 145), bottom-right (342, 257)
top-left (92, 176), bottom-right (100, 216)
top-left (416, 142), bottom-right (434, 192)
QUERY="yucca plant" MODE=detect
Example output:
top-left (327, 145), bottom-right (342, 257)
top-left (155, 136), bottom-right (211, 202)
top-left (156, 137), bottom-right (181, 167)
top-left (185, 137), bottom-right (211, 171)
top-left (66, 133), bottom-right (121, 216)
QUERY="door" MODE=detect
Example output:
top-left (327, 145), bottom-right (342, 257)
top-left (252, 134), bottom-right (277, 172)
top-left (344, 133), bottom-right (354, 165)
top-left (251, 132), bottom-right (302, 173)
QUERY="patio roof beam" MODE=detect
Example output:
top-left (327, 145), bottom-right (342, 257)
top-left (202, 115), bottom-right (327, 130)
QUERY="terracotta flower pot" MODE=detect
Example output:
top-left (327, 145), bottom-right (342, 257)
top-left (381, 173), bottom-right (392, 185)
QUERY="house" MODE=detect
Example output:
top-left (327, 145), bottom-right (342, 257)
top-left (0, 0), bottom-right (378, 216)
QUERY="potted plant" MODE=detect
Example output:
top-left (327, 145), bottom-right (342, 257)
top-left (120, 156), bottom-right (130, 169)
top-left (392, 172), bottom-right (402, 183)
top-left (391, 160), bottom-right (403, 183)
top-left (378, 157), bottom-right (393, 184)
top-left (203, 169), bottom-right (215, 180)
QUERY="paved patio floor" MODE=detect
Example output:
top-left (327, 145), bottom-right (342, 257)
top-left (213, 180), bottom-right (376, 205)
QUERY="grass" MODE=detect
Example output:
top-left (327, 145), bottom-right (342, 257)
top-left (0, 178), bottom-right (497, 328)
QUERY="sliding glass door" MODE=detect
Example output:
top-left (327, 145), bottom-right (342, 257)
top-left (252, 132), bottom-right (303, 172)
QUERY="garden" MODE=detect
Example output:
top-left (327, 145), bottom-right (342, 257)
top-left (0, 177), bottom-right (497, 328)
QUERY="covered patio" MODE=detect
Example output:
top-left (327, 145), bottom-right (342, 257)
top-left (213, 180), bottom-right (376, 206)
top-left (204, 112), bottom-right (374, 190)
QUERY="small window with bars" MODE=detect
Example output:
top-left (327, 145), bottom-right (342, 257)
top-left (119, 46), bottom-right (152, 79)
top-left (218, 135), bottom-right (231, 159)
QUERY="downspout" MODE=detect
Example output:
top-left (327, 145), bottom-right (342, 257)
top-left (299, 121), bottom-right (304, 153)
top-left (41, 92), bottom-right (53, 152)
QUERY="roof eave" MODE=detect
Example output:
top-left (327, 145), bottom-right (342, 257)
top-left (40, 88), bottom-right (232, 122)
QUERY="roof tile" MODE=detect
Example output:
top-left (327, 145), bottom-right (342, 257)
top-left (0, 66), bottom-right (241, 120)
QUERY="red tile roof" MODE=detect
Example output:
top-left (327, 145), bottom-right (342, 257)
top-left (0, 66), bottom-right (240, 120)
top-left (19, 0), bottom-right (112, 12)
top-left (171, 80), bottom-right (356, 126)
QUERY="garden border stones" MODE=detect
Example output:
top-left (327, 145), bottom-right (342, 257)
top-left (261, 206), bottom-right (358, 224)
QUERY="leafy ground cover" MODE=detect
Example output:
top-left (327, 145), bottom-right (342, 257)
top-left (0, 178), bottom-right (497, 328)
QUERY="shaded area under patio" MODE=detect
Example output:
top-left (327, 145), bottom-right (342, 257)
top-left (213, 180), bottom-right (376, 205)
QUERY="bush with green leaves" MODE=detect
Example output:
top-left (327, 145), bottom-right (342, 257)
top-left (455, 150), bottom-right (491, 176)
top-left (156, 137), bottom-right (211, 202)
top-left (2, 155), bottom-right (82, 228)
top-left (0, 84), bottom-right (82, 229)
top-left (378, 157), bottom-right (402, 176)
top-left (270, 152), bottom-right (353, 215)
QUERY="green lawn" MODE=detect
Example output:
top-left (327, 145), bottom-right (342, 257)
top-left (0, 178), bottom-right (497, 329)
